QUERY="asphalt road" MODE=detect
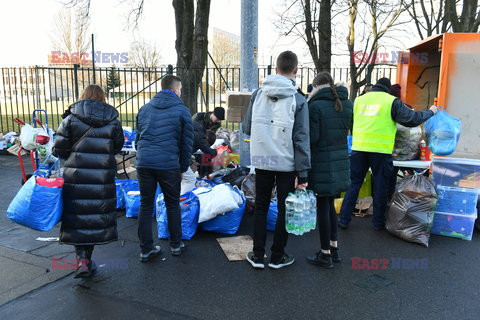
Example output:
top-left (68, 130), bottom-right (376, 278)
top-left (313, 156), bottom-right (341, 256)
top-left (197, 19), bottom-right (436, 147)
top-left (1, 155), bottom-right (479, 320)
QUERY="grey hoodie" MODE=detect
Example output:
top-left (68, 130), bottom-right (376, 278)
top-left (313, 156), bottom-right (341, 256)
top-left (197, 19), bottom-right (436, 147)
top-left (242, 74), bottom-right (311, 180)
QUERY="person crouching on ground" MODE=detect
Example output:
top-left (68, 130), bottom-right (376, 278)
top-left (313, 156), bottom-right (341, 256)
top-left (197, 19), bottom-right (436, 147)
top-left (54, 84), bottom-right (125, 278)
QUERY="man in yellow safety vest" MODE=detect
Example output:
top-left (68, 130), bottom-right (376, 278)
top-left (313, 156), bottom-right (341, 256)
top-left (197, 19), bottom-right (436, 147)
top-left (339, 78), bottom-right (438, 231)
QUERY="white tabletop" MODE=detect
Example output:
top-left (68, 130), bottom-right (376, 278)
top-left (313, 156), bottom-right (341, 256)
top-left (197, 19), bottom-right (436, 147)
top-left (121, 145), bottom-right (136, 152)
top-left (393, 160), bottom-right (431, 169)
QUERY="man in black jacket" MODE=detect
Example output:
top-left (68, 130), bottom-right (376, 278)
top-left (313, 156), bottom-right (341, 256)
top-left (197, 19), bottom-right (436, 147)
top-left (192, 107), bottom-right (225, 133)
top-left (339, 78), bottom-right (438, 231)
top-left (192, 121), bottom-right (217, 177)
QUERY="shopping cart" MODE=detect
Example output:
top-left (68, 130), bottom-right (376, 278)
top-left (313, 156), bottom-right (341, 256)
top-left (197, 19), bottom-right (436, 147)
top-left (14, 109), bottom-right (59, 184)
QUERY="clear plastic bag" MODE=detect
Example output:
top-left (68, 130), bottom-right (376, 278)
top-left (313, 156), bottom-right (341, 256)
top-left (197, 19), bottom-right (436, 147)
top-left (424, 107), bottom-right (461, 156)
top-left (392, 124), bottom-right (422, 160)
top-left (386, 172), bottom-right (438, 247)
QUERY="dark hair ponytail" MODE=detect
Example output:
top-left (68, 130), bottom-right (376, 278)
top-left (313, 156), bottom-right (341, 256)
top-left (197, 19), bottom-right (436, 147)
top-left (331, 85), bottom-right (343, 112)
top-left (312, 72), bottom-right (343, 112)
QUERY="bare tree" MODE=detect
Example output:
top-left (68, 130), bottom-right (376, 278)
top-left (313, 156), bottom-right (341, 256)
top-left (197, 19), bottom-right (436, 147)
top-left (173, 0), bottom-right (211, 114)
top-left (63, 0), bottom-right (211, 113)
top-left (404, 0), bottom-right (450, 39)
top-left (276, 0), bottom-right (336, 72)
top-left (347, 0), bottom-right (406, 100)
top-left (129, 39), bottom-right (161, 80)
top-left (445, 0), bottom-right (480, 32)
top-left (51, 7), bottom-right (90, 64)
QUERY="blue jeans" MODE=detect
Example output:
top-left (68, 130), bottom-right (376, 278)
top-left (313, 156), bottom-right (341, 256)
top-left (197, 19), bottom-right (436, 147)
top-left (339, 151), bottom-right (394, 228)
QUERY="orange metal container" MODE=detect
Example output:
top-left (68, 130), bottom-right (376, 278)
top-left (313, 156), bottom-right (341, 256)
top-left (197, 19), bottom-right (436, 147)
top-left (396, 33), bottom-right (480, 158)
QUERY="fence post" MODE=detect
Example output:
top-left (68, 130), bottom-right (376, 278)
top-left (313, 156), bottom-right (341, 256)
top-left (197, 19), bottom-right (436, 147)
top-left (167, 65), bottom-right (173, 75)
top-left (73, 64), bottom-right (80, 100)
top-left (34, 65), bottom-right (41, 107)
top-left (267, 64), bottom-right (272, 75)
top-left (205, 60), bottom-right (209, 111)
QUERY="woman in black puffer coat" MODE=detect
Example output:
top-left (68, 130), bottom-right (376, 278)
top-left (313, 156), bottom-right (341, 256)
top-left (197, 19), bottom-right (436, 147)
top-left (54, 85), bottom-right (124, 278)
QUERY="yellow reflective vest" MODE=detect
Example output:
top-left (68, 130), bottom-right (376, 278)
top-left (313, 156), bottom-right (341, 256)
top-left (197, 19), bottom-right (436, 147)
top-left (352, 92), bottom-right (397, 154)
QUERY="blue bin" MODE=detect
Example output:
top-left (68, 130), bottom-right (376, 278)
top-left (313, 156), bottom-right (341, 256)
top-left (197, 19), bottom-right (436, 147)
top-left (436, 186), bottom-right (479, 215)
top-left (431, 210), bottom-right (477, 241)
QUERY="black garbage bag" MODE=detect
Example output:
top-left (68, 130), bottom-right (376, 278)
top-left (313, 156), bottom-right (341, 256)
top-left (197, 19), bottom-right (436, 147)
top-left (386, 173), bottom-right (437, 247)
top-left (222, 167), bottom-right (249, 188)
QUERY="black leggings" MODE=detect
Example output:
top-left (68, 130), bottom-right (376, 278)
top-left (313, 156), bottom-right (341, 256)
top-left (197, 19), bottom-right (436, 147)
top-left (316, 196), bottom-right (338, 251)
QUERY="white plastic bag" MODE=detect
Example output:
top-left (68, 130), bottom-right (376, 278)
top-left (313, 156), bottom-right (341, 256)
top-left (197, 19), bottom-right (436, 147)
top-left (36, 129), bottom-right (55, 162)
top-left (181, 167), bottom-right (197, 195)
top-left (19, 124), bottom-right (40, 150)
top-left (193, 184), bottom-right (239, 223)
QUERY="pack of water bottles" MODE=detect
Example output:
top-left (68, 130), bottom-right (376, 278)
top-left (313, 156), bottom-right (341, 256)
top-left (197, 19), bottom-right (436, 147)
top-left (285, 190), bottom-right (317, 235)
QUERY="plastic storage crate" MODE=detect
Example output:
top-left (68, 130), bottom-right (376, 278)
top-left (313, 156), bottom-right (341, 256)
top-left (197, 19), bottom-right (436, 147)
top-left (431, 210), bottom-right (477, 240)
top-left (436, 186), bottom-right (479, 215)
top-left (432, 157), bottom-right (480, 189)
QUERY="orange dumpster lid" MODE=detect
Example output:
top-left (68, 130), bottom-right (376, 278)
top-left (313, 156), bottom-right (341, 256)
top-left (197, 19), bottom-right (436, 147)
top-left (408, 34), bottom-right (443, 51)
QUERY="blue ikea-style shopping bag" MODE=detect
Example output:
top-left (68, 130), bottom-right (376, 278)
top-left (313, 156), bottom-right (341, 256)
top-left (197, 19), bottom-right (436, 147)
top-left (156, 191), bottom-right (200, 240)
top-left (115, 179), bottom-right (138, 209)
top-left (267, 199), bottom-right (278, 231)
top-left (424, 107), bottom-right (461, 156)
top-left (122, 180), bottom-right (160, 218)
top-left (200, 201), bottom-right (246, 234)
top-left (6, 176), bottom-right (63, 231)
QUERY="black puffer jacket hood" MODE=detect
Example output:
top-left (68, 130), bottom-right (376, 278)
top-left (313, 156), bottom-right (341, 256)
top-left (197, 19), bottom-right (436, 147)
top-left (70, 99), bottom-right (119, 128)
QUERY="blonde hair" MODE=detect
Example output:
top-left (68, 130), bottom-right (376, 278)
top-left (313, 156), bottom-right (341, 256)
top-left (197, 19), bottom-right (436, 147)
top-left (79, 84), bottom-right (106, 102)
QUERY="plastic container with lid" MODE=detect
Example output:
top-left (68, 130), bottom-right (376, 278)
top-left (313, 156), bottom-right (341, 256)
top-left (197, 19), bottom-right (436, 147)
top-left (432, 157), bottom-right (480, 189)
top-left (436, 186), bottom-right (479, 215)
top-left (431, 210), bottom-right (477, 241)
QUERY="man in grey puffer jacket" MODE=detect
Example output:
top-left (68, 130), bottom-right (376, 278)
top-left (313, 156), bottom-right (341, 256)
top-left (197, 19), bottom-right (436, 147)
top-left (242, 51), bottom-right (311, 269)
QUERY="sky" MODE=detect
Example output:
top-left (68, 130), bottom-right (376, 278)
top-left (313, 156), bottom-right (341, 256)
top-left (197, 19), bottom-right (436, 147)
top-left (0, 0), bottom-right (421, 67)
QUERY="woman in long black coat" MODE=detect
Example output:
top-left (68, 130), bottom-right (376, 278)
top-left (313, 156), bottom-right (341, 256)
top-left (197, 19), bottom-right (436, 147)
top-left (54, 85), bottom-right (124, 278)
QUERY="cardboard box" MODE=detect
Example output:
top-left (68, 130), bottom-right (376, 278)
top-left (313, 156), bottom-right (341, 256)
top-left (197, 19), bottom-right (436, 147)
top-left (227, 92), bottom-right (252, 123)
top-left (227, 106), bottom-right (247, 123)
top-left (7, 140), bottom-right (27, 156)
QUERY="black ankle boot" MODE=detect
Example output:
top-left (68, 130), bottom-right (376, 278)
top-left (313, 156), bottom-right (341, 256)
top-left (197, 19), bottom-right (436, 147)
top-left (306, 251), bottom-right (333, 269)
top-left (330, 246), bottom-right (342, 263)
top-left (74, 246), bottom-right (94, 278)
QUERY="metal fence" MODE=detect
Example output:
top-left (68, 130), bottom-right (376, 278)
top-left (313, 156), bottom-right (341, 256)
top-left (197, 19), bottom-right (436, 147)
top-left (0, 65), bottom-right (396, 133)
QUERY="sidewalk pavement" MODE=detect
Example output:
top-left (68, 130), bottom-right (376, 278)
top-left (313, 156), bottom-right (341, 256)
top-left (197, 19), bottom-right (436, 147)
top-left (1, 155), bottom-right (480, 319)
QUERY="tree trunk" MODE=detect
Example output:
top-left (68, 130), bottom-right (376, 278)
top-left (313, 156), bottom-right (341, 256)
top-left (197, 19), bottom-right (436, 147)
top-left (304, 0), bottom-right (331, 72)
top-left (173, 0), bottom-right (211, 114)
top-left (317, 0), bottom-right (332, 72)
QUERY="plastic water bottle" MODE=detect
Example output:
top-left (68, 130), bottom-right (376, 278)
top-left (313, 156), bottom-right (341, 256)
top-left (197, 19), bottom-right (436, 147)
top-left (301, 191), bottom-right (310, 233)
top-left (285, 193), bottom-right (295, 233)
top-left (308, 191), bottom-right (317, 231)
top-left (294, 194), bottom-right (304, 235)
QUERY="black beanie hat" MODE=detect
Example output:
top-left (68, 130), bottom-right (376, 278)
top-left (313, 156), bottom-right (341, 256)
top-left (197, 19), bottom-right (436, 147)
top-left (376, 77), bottom-right (392, 90)
top-left (213, 107), bottom-right (225, 121)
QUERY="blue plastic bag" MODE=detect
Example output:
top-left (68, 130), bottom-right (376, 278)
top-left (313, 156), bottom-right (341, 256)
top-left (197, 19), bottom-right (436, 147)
top-left (115, 179), bottom-right (137, 210)
top-left (122, 180), bottom-right (159, 218)
top-left (6, 176), bottom-right (63, 231)
top-left (267, 199), bottom-right (278, 231)
top-left (156, 191), bottom-right (200, 240)
top-left (200, 187), bottom-right (246, 234)
top-left (424, 107), bottom-right (461, 156)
